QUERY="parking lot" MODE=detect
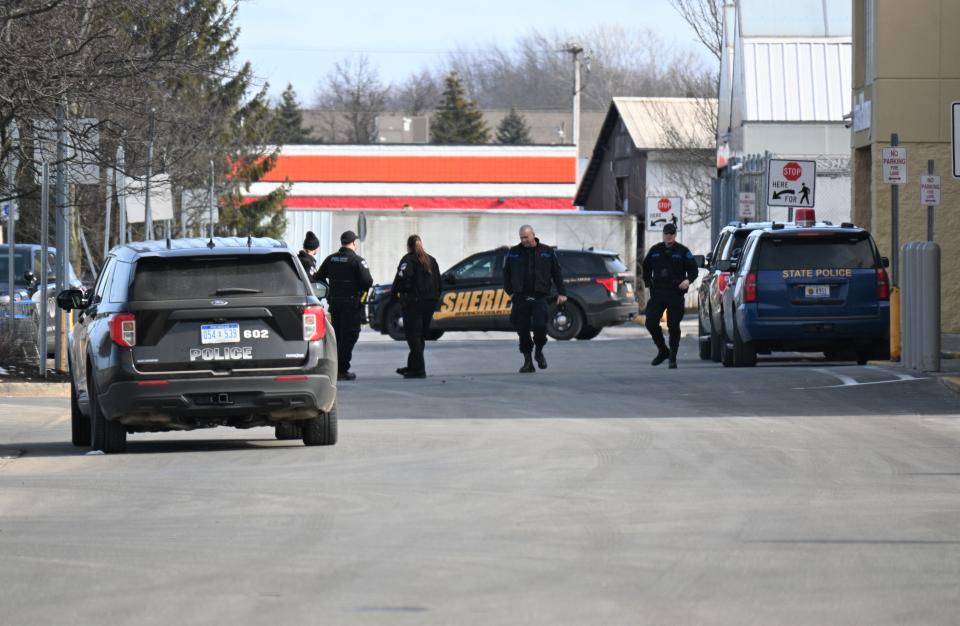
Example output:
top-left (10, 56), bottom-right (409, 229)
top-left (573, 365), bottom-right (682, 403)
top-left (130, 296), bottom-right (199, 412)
top-left (2, 333), bottom-right (960, 625)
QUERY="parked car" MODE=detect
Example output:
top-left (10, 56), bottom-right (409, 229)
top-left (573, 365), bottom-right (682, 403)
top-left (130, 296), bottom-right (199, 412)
top-left (367, 247), bottom-right (638, 341)
top-left (717, 212), bottom-right (890, 367)
top-left (57, 237), bottom-right (338, 453)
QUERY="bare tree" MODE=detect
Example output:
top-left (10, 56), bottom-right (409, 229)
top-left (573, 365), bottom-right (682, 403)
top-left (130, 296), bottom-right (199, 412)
top-left (388, 68), bottom-right (440, 116)
top-left (667, 0), bottom-right (724, 62)
top-left (315, 55), bottom-right (389, 144)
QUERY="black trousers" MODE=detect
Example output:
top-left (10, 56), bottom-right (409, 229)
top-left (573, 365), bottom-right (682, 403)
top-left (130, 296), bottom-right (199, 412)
top-left (329, 302), bottom-right (362, 374)
top-left (510, 295), bottom-right (549, 354)
top-left (402, 299), bottom-right (436, 374)
top-left (645, 289), bottom-right (685, 351)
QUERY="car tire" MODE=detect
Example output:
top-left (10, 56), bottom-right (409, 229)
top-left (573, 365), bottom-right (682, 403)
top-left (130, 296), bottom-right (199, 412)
top-left (546, 302), bottom-right (583, 341)
top-left (731, 316), bottom-right (757, 367)
top-left (577, 325), bottom-right (602, 340)
top-left (70, 379), bottom-right (91, 447)
top-left (710, 318), bottom-right (723, 363)
top-left (720, 324), bottom-right (734, 368)
top-left (425, 329), bottom-right (445, 341)
top-left (697, 318), bottom-right (711, 360)
top-left (275, 422), bottom-right (302, 440)
top-left (302, 404), bottom-right (337, 446)
top-left (385, 302), bottom-right (406, 341)
top-left (88, 370), bottom-right (126, 454)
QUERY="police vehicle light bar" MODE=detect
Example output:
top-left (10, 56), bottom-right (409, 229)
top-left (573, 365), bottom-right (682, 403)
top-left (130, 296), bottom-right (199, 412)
top-left (795, 208), bottom-right (816, 227)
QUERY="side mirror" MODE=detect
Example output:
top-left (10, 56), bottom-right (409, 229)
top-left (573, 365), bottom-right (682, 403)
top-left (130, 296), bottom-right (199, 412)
top-left (22, 270), bottom-right (37, 287)
top-left (717, 260), bottom-right (738, 273)
top-left (56, 288), bottom-right (87, 311)
top-left (313, 282), bottom-right (329, 299)
top-left (881, 256), bottom-right (890, 268)
top-left (694, 254), bottom-right (706, 268)
top-left (443, 274), bottom-right (457, 285)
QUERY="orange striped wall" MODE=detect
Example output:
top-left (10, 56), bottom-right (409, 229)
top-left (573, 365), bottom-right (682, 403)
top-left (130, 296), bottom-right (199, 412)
top-left (259, 155), bottom-right (575, 184)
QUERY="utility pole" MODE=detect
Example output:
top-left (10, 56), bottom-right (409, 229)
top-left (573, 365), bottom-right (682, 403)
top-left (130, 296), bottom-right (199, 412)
top-left (54, 102), bottom-right (68, 371)
top-left (144, 108), bottom-right (155, 240)
top-left (563, 43), bottom-right (585, 178)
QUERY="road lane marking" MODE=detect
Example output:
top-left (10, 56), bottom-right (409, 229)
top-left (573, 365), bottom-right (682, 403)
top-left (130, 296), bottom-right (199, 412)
top-left (795, 367), bottom-right (931, 390)
top-left (864, 365), bottom-right (923, 381)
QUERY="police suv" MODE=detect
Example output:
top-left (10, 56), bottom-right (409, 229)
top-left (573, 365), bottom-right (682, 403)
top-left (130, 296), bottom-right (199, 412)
top-left (57, 237), bottom-right (338, 453)
top-left (717, 209), bottom-right (890, 367)
top-left (367, 247), bottom-right (637, 341)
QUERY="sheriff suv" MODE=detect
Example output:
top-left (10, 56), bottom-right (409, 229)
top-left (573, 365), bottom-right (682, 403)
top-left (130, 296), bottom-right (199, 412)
top-left (717, 212), bottom-right (890, 367)
top-left (367, 247), bottom-right (637, 341)
top-left (57, 237), bottom-right (338, 453)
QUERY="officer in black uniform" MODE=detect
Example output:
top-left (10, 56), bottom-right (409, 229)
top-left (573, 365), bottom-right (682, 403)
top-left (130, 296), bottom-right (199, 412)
top-left (391, 234), bottom-right (441, 379)
top-left (503, 224), bottom-right (567, 373)
top-left (641, 222), bottom-right (698, 369)
top-left (316, 230), bottom-right (373, 381)
top-left (297, 231), bottom-right (320, 279)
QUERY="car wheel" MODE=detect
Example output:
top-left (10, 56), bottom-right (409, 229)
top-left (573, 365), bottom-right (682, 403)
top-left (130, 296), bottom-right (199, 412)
top-left (577, 325), bottom-right (602, 340)
top-left (302, 404), bottom-right (337, 446)
top-left (88, 369), bottom-right (126, 453)
top-left (731, 316), bottom-right (757, 367)
top-left (546, 302), bottom-right (583, 341)
top-left (855, 347), bottom-right (872, 366)
top-left (720, 323), bottom-right (734, 368)
top-left (385, 302), bottom-right (406, 341)
top-left (697, 318), bottom-right (711, 360)
top-left (70, 379), bottom-right (91, 447)
top-left (425, 329), bottom-right (445, 341)
top-left (709, 318), bottom-right (723, 363)
top-left (275, 422), bottom-right (302, 440)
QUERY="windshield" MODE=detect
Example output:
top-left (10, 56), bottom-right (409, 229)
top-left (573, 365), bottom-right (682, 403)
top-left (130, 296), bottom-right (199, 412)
top-left (0, 251), bottom-right (31, 285)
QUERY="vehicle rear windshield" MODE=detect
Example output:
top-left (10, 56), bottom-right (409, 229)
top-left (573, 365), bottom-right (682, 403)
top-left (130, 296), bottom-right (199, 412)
top-left (756, 234), bottom-right (877, 270)
top-left (130, 254), bottom-right (306, 301)
top-left (602, 255), bottom-right (627, 273)
top-left (558, 253), bottom-right (604, 275)
top-left (0, 251), bottom-right (30, 285)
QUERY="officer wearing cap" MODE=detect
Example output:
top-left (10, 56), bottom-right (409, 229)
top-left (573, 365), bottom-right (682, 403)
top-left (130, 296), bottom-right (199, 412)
top-left (298, 231), bottom-right (321, 278)
top-left (641, 222), bottom-right (698, 369)
top-left (316, 230), bottom-right (373, 381)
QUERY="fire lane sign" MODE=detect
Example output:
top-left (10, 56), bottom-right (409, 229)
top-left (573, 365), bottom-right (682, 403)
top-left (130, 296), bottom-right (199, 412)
top-left (766, 159), bottom-right (816, 207)
top-left (882, 146), bottom-right (907, 184)
top-left (920, 174), bottom-right (941, 206)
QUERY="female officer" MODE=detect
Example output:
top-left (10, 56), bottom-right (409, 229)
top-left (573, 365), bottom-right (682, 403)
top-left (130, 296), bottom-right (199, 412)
top-left (392, 235), bottom-right (441, 378)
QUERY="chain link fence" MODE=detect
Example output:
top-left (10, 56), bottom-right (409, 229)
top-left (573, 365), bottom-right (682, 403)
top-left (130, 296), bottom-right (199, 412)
top-left (0, 301), bottom-right (42, 370)
top-left (711, 153), bottom-right (771, 246)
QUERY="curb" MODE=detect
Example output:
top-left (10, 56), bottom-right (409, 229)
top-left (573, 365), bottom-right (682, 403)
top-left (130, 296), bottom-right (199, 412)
top-left (0, 382), bottom-right (70, 397)
top-left (940, 376), bottom-right (960, 395)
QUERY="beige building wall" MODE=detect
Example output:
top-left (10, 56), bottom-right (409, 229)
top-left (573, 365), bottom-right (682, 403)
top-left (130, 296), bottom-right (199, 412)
top-left (852, 0), bottom-right (960, 330)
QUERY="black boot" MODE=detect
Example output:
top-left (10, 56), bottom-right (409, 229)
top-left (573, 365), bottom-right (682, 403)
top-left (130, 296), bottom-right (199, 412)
top-left (534, 347), bottom-right (547, 370)
top-left (651, 345), bottom-right (670, 366)
top-left (668, 345), bottom-right (679, 369)
top-left (519, 353), bottom-right (535, 373)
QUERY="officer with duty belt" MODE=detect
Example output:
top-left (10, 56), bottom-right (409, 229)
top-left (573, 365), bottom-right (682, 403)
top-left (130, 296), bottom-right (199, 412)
top-left (641, 222), bottom-right (698, 369)
top-left (316, 230), bottom-right (373, 381)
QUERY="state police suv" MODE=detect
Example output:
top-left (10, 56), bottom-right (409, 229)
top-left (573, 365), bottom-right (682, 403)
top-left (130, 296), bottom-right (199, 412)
top-left (368, 247), bottom-right (637, 341)
top-left (714, 210), bottom-right (890, 367)
top-left (57, 237), bottom-right (338, 453)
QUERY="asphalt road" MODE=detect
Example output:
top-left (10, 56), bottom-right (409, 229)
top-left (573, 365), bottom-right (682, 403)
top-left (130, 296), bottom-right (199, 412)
top-left (2, 335), bottom-right (960, 625)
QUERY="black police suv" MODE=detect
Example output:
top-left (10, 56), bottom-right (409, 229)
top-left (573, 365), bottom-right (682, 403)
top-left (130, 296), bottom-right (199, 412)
top-left (57, 237), bottom-right (338, 453)
top-left (367, 247), bottom-right (637, 341)
top-left (717, 215), bottom-right (890, 367)
top-left (695, 222), bottom-right (772, 362)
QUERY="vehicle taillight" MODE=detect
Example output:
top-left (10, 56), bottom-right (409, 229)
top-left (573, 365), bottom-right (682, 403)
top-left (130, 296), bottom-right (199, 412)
top-left (595, 277), bottom-right (618, 296)
top-left (303, 306), bottom-right (326, 341)
top-left (744, 271), bottom-right (758, 303)
top-left (877, 268), bottom-right (890, 300)
top-left (109, 313), bottom-right (136, 348)
top-left (717, 272), bottom-right (729, 292)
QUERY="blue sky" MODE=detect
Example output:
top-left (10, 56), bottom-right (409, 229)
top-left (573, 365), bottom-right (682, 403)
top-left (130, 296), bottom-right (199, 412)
top-left (234, 0), bottom-right (711, 104)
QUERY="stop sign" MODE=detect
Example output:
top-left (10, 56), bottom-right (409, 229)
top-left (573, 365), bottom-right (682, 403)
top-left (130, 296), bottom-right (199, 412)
top-left (657, 198), bottom-right (672, 212)
top-left (782, 161), bottom-right (803, 181)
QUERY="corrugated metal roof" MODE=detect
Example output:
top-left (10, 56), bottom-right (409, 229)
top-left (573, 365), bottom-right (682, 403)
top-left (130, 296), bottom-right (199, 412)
top-left (742, 38), bottom-right (851, 122)
top-left (613, 97), bottom-right (717, 150)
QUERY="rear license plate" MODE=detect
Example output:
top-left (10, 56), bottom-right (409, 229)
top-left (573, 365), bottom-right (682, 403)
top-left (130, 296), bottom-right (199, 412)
top-left (804, 285), bottom-right (830, 298)
top-left (201, 323), bottom-right (240, 344)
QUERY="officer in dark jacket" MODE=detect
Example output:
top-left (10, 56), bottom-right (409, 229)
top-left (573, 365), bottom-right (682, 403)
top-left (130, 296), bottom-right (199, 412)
top-left (641, 223), bottom-right (698, 368)
top-left (391, 234), bottom-right (441, 379)
top-left (503, 224), bottom-right (567, 373)
top-left (316, 230), bottom-right (373, 380)
top-left (297, 231), bottom-right (320, 279)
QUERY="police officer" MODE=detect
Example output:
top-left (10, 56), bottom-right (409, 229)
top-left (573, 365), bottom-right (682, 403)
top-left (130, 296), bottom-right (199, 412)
top-left (297, 230), bottom-right (320, 278)
top-left (392, 234), bottom-right (441, 379)
top-left (503, 224), bottom-right (567, 373)
top-left (316, 230), bottom-right (373, 381)
top-left (641, 222), bottom-right (698, 369)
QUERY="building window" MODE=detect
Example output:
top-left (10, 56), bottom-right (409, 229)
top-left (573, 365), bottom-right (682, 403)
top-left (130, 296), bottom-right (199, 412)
top-left (615, 177), bottom-right (628, 212)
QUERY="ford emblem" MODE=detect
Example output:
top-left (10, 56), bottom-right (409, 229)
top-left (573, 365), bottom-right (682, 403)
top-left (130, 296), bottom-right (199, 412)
top-left (211, 299), bottom-right (228, 306)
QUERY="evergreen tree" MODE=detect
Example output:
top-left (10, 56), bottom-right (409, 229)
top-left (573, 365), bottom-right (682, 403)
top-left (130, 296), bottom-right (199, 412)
top-left (272, 83), bottom-right (312, 145)
top-left (431, 72), bottom-right (490, 144)
top-left (495, 108), bottom-right (532, 144)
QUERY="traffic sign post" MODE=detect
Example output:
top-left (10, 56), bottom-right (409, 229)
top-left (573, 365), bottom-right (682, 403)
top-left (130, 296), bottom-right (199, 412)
top-left (766, 159), bottom-right (816, 210)
top-left (645, 196), bottom-right (683, 233)
top-left (885, 133), bottom-right (904, 362)
top-left (952, 102), bottom-right (960, 178)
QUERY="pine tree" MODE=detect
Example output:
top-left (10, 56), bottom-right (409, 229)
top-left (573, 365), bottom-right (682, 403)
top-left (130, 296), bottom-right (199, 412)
top-left (496, 108), bottom-right (532, 144)
top-left (272, 83), bottom-right (312, 145)
top-left (431, 72), bottom-right (490, 144)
